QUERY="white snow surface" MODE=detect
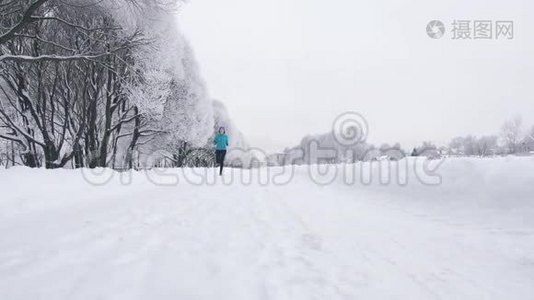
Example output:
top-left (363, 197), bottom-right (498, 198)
top-left (0, 157), bottom-right (533, 299)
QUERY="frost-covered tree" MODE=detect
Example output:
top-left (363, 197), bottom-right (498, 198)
top-left (449, 135), bottom-right (498, 156)
top-left (280, 130), bottom-right (377, 165)
top-left (0, 0), bottom-right (182, 61)
top-left (477, 135), bottom-right (499, 156)
top-left (527, 126), bottom-right (534, 152)
top-left (378, 142), bottom-right (404, 160)
top-left (500, 116), bottom-right (523, 154)
top-left (0, 1), bottom-right (153, 168)
top-left (415, 141), bottom-right (440, 158)
top-left (0, 0), bottom-right (222, 169)
top-left (160, 44), bottom-right (213, 148)
top-left (132, 36), bottom-right (216, 169)
top-left (449, 136), bottom-right (466, 155)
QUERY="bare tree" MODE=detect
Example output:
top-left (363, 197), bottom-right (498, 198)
top-left (477, 135), bottom-right (498, 156)
top-left (525, 125), bottom-right (534, 152)
top-left (0, 0), bottom-right (154, 168)
top-left (0, 0), bottom-right (49, 45)
top-left (500, 116), bottom-right (523, 154)
top-left (1, 0), bottom-right (217, 170)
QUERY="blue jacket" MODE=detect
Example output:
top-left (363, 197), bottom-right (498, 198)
top-left (213, 133), bottom-right (228, 150)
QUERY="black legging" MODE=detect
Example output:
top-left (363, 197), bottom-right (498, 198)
top-left (215, 150), bottom-right (227, 175)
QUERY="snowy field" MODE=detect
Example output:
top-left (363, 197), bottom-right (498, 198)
top-left (1, 157), bottom-right (533, 300)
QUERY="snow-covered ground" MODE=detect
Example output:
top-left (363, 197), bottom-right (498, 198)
top-left (1, 157), bottom-right (533, 299)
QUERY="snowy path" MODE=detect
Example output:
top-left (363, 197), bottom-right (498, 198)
top-left (1, 158), bottom-right (534, 299)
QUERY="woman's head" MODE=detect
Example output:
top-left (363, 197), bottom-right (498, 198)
top-left (218, 127), bottom-right (225, 134)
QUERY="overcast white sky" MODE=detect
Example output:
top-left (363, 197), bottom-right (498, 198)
top-left (178, 0), bottom-right (534, 153)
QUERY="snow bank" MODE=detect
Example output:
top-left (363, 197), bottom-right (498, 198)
top-left (334, 156), bottom-right (534, 227)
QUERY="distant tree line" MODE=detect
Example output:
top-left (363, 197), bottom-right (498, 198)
top-left (444, 116), bottom-right (533, 157)
top-left (270, 116), bottom-right (534, 166)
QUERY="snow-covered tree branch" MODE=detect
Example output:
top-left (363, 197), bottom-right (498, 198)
top-left (0, 0), bottom-right (220, 169)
